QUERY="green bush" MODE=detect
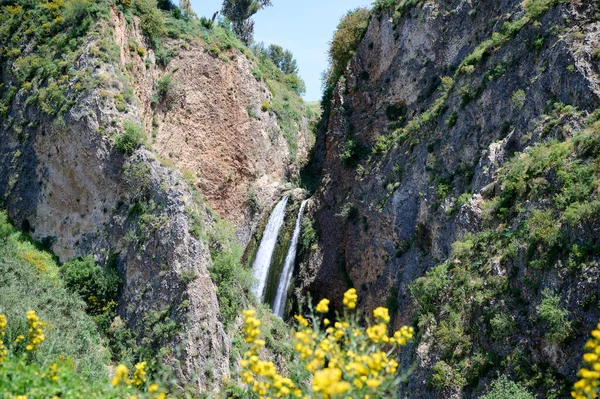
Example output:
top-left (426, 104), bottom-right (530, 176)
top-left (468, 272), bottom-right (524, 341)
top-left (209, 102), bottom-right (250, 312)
top-left (537, 290), bottom-right (571, 343)
top-left (512, 89), bottom-right (526, 109)
top-left (61, 255), bottom-right (121, 319)
top-left (206, 217), bottom-right (254, 330)
top-left (300, 216), bottom-right (318, 251)
top-left (490, 312), bottom-right (516, 340)
top-left (115, 121), bottom-right (146, 154)
top-left (481, 375), bottom-right (534, 399)
top-left (325, 8), bottom-right (371, 89)
top-left (136, 0), bottom-right (165, 42)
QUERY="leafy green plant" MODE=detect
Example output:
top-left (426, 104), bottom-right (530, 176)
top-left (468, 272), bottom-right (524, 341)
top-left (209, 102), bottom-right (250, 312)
top-left (537, 290), bottom-right (571, 343)
top-left (512, 89), bottom-right (526, 109)
top-left (324, 7), bottom-right (371, 89)
top-left (481, 375), bottom-right (534, 399)
top-left (115, 121), bottom-right (146, 155)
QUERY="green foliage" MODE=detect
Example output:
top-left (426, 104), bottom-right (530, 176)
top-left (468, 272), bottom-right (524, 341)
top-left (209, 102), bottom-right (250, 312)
top-left (372, 0), bottom-right (424, 14)
top-left (410, 264), bottom-right (449, 315)
top-left (481, 375), bottom-right (534, 399)
top-left (61, 255), bottom-right (122, 329)
top-left (490, 312), bottom-right (516, 340)
top-left (156, 73), bottom-right (179, 105)
top-left (526, 209), bottom-right (560, 247)
top-left (537, 290), bottom-right (571, 343)
top-left (325, 7), bottom-right (371, 89)
top-left (300, 216), bottom-right (318, 251)
top-left (123, 160), bottom-right (152, 201)
top-left (207, 216), bottom-right (254, 329)
top-left (135, 0), bottom-right (166, 42)
top-left (340, 139), bottom-right (369, 168)
top-left (0, 0), bottom-right (111, 116)
top-left (265, 44), bottom-right (298, 74)
top-left (179, 269), bottom-right (198, 284)
top-left (455, 192), bottom-right (472, 208)
top-left (0, 211), bottom-right (110, 380)
top-left (221, 0), bottom-right (272, 44)
top-left (115, 121), bottom-right (146, 154)
top-left (512, 89), bottom-right (526, 109)
top-left (411, 104), bottom-right (600, 395)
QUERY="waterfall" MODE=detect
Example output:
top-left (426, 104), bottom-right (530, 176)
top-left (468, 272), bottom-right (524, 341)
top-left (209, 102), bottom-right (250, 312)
top-left (272, 199), bottom-right (308, 318)
top-left (252, 196), bottom-right (289, 301)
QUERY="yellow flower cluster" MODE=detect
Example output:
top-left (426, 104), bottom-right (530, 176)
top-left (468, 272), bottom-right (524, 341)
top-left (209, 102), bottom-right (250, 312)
top-left (343, 288), bottom-right (358, 309)
top-left (0, 314), bottom-right (7, 362)
top-left (112, 364), bottom-right (130, 387)
top-left (240, 289), bottom-right (414, 398)
top-left (240, 310), bottom-right (303, 398)
top-left (0, 311), bottom-right (168, 398)
top-left (132, 361), bottom-right (147, 386)
top-left (25, 310), bottom-right (44, 351)
top-left (316, 298), bottom-right (330, 313)
top-left (573, 322), bottom-right (600, 399)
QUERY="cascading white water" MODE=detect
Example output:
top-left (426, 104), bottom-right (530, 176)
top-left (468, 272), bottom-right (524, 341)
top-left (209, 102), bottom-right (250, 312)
top-left (272, 199), bottom-right (308, 318)
top-left (252, 196), bottom-right (289, 301)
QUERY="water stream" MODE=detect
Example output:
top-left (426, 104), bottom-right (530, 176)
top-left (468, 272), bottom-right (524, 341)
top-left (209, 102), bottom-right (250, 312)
top-left (272, 199), bottom-right (308, 317)
top-left (252, 196), bottom-right (289, 301)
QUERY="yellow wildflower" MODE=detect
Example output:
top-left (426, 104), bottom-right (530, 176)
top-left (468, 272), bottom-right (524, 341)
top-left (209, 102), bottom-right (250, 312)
top-left (315, 298), bottom-right (330, 313)
top-left (343, 288), bottom-right (358, 309)
top-left (294, 314), bottom-right (309, 327)
top-left (366, 323), bottom-right (388, 344)
top-left (25, 310), bottom-right (44, 351)
top-left (112, 364), bottom-right (130, 386)
top-left (132, 361), bottom-right (147, 386)
top-left (373, 307), bottom-right (390, 323)
top-left (573, 322), bottom-right (600, 399)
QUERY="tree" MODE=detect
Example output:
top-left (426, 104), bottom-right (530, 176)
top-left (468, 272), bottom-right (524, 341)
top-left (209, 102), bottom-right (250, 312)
top-left (221, 0), bottom-right (272, 44)
top-left (179, 0), bottom-right (196, 18)
top-left (267, 44), bottom-right (298, 75)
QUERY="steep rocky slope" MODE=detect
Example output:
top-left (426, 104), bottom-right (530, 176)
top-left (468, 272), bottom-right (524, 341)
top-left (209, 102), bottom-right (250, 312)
top-left (0, 0), bottom-right (308, 390)
top-left (302, 0), bottom-right (600, 396)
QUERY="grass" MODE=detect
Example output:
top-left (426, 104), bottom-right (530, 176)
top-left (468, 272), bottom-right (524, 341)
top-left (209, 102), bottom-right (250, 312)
top-left (0, 211), bottom-right (110, 380)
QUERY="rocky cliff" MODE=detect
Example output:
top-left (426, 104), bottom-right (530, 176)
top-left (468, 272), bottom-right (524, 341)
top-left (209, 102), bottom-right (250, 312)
top-left (302, 0), bottom-right (600, 396)
top-left (0, 1), bottom-right (308, 390)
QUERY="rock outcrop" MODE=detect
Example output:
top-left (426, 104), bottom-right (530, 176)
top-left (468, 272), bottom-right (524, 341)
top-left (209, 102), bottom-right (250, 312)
top-left (303, 0), bottom-right (600, 396)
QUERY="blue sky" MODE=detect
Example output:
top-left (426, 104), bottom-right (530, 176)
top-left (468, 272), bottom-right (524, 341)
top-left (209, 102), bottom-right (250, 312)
top-left (190, 0), bottom-right (371, 101)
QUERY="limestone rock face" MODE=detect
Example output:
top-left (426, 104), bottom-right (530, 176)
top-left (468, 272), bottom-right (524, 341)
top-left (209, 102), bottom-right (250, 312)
top-left (303, 0), bottom-right (600, 396)
top-left (0, 6), bottom-right (306, 390)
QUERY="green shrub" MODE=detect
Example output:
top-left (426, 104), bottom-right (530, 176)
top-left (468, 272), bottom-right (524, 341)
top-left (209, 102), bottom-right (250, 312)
top-left (115, 121), bottom-right (146, 154)
top-left (490, 312), bottom-right (516, 340)
top-left (136, 0), bottom-right (165, 42)
top-left (340, 139), bottom-right (369, 167)
top-left (61, 255), bottom-right (121, 314)
top-left (410, 264), bottom-right (449, 314)
top-left (481, 375), bottom-right (534, 399)
top-left (512, 89), bottom-right (526, 109)
top-left (179, 269), bottom-right (198, 284)
top-left (301, 217), bottom-right (318, 251)
top-left (455, 192), bottom-right (472, 208)
top-left (537, 290), bottom-right (571, 343)
top-left (325, 8), bottom-right (371, 89)
top-left (526, 209), bottom-right (561, 246)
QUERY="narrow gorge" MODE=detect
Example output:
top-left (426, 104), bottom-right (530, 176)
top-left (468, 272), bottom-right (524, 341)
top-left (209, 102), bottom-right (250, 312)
top-left (1, 0), bottom-right (600, 398)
